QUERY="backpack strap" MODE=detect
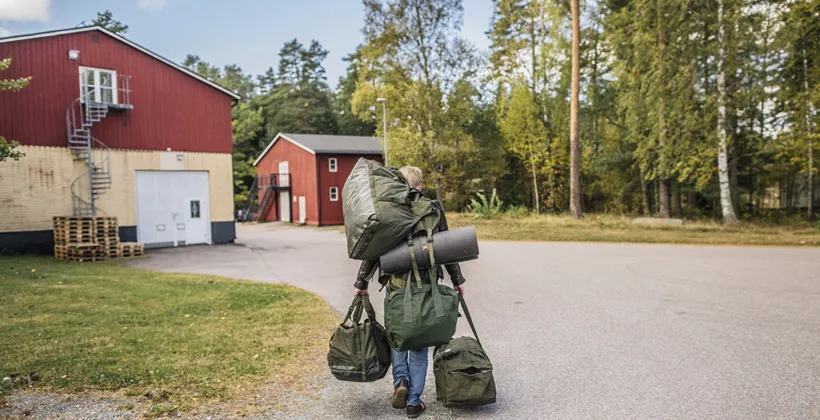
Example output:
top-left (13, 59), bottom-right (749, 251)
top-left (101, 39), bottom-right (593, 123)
top-left (407, 235), bottom-right (423, 288)
top-left (458, 294), bottom-right (482, 348)
top-left (402, 267), bottom-right (414, 323)
top-left (423, 234), bottom-right (445, 318)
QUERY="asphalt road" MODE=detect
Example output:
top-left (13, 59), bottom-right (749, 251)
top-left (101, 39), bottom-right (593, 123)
top-left (130, 224), bottom-right (820, 419)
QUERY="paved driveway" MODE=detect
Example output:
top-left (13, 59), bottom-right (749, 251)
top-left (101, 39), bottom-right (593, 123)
top-left (129, 223), bottom-right (820, 419)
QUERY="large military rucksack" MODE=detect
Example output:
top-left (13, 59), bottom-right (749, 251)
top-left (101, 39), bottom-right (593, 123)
top-left (327, 294), bottom-right (391, 382)
top-left (342, 158), bottom-right (439, 261)
top-left (433, 295), bottom-right (497, 407)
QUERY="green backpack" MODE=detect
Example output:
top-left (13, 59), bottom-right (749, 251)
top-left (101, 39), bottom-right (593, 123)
top-left (383, 215), bottom-right (459, 351)
top-left (327, 295), bottom-right (391, 382)
top-left (433, 295), bottom-right (497, 407)
top-left (342, 158), bottom-right (439, 261)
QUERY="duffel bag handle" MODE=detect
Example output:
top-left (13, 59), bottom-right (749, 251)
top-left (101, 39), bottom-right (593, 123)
top-left (344, 295), bottom-right (364, 325)
top-left (458, 294), bottom-right (482, 348)
top-left (353, 294), bottom-right (379, 324)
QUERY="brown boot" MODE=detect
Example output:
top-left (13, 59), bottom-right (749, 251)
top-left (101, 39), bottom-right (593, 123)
top-left (406, 402), bottom-right (426, 418)
top-left (391, 377), bottom-right (408, 409)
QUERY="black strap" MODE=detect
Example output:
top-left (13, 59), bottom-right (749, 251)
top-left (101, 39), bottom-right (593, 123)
top-left (458, 294), bottom-right (482, 348)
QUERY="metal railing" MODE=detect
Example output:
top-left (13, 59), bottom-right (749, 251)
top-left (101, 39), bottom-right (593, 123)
top-left (69, 137), bottom-right (112, 217)
top-left (258, 173), bottom-right (292, 189)
top-left (64, 74), bottom-right (130, 217)
top-left (241, 174), bottom-right (292, 222)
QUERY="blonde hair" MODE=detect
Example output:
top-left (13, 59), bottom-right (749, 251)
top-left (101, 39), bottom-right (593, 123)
top-left (399, 166), bottom-right (424, 189)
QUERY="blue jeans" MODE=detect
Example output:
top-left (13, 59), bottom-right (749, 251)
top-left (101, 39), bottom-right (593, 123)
top-left (391, 347), bottom-right (428, 406)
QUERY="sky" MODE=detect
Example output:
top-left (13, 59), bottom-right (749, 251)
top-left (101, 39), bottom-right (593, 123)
top-left (0, 0), bottom-right (494, 87)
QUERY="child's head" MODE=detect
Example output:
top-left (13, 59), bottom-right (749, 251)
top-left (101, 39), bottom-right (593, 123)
top-left (399, 166), bottom-right (424, 190)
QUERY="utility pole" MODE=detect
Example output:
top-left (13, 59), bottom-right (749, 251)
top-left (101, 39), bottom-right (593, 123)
top-left (377, 97), bottom-right (388, 166)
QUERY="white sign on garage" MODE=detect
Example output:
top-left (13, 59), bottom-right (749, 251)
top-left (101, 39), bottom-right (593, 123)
top-left (135, 171), bottom-right (211, 247)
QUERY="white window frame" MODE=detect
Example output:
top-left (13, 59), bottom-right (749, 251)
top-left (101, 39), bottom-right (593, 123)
top-left (79, 66), bottom-right (118, 104)
top-left (329, 187), bottom-right (339, 202)
top-left (329, 158), bottom-right (338, 173)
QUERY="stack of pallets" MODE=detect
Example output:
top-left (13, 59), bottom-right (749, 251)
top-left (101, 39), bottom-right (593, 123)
top-left (53, 216), bottom-right (144, 261)
top-left (53, 217), bottom-right (106, 262)
top-left (94, 217), bottom-right (120, 258)
top-left (119, 242), bottom-right (145, 257)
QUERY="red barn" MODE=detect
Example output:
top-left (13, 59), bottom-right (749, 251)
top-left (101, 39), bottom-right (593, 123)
top-left (252, 133), bottom-right (383, 226)
top-left (0, 26), bottom-right (240, 253)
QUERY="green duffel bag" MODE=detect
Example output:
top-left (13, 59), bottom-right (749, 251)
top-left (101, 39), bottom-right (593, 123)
top-left (384, 235), bottom-right (459, 351)
top-left (433, 295), bottom-right (496, 407)
top-left (327, 294), bottom-right (390, 382)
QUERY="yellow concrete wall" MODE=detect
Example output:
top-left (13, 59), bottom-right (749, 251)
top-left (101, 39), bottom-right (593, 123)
top-left (0, 146), bottom-right (234, 233)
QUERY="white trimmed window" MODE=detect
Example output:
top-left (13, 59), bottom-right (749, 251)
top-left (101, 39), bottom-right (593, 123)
top-left (79, 66), bottom-right (118, 104)
top-left (329, 158), bottom-right (338, 172)
top-left (330, 187), bottom-right (339, 202)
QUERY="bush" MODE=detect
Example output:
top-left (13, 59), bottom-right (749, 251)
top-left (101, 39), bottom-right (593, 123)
top-left (505, 205), bottom-right (531, 218)
top-left (469, 189), bottom-right (503, 219)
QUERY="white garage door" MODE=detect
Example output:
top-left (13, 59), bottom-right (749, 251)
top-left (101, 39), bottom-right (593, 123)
top-left (135, 171), bottom-right (211, 247)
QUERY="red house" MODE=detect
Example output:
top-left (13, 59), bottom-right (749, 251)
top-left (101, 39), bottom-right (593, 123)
top-left (0, 26), bottom-right (240, 253)
top-left (252, 133), bottom-right (383, 226)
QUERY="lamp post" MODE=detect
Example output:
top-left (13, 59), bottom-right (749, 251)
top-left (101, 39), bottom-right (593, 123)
top-left (376, 97), bottom-right (388, 166)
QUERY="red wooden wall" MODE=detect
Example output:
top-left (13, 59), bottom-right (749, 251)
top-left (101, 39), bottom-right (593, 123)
top-left (255, 137), bottom-right (318, 224)
top-left (0, 29), bottom-right (233, 153)
top-left (317, 154), bottom-right (382, 225)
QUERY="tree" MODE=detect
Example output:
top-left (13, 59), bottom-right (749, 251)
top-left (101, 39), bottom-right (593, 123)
top-left (1, 58), bottom-right (31, 162)
top-left (336, 48), bottom-right (376, 136)
top-left (261, 39), bottom-right (338, 137)
top-left (781, 0), bottom-right (818, 220)
top-left (489, 0), bottom-right (572, 212)
top-left (91, 10), bottom-right (129, 34)
top-left (182, 55), bottom-right (255, 99)
top-left (498, 78), bottom-right (549, 212)
top-left (569, 0), bottom-right (582, 218)
top-left (352, 0), bottom-right (481, 208)
top-left (715, 0), bottom-right (739, 224)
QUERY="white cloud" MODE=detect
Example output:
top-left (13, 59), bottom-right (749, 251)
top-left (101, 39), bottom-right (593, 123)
top-left (0, 26), bottom-right (12, 37)
top-left (0, 0), bottom-right (50, 21)
top-left (138, 0), bottom-right (167, 12)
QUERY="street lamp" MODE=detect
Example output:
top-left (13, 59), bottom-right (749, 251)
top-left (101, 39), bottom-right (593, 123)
top-left (376, 97), bottom-right (388, 166)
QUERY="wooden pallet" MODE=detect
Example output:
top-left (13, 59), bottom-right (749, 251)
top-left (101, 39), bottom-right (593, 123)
top-left (53, 233), bottom-right (96, 244)
top-left (54, 243), bottom-right (108, 262)
top-left (53, 216), bottom-right (121, 261)
top-left (119, 242), bottom-right (144, 257)
top-left (99, 239), bottom-right (121, 258)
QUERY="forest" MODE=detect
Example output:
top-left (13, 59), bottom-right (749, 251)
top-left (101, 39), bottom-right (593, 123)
top-left (179, 0), bottom-right (817, 223)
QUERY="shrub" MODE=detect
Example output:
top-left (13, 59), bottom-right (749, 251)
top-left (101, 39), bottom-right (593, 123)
top-left (469, 189), bottom-right (503, 219)
top-left (505, 205), bottom-right (531, 218)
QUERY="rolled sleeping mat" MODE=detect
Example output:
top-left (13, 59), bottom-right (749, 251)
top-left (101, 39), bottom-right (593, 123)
top-left (379, 226), bottom-right (479, 274)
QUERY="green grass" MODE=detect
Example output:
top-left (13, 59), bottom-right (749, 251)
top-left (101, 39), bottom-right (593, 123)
top-left (0, 257), bottom-right (336, 412)
top-left (448, 213), bottom-right (820, 247)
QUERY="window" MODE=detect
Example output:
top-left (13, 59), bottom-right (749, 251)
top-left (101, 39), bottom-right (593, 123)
top-left (79, 66), bottom-right (117, 104)
top-left (330, 187), bottom-right (339, 202)
top-left (190, 200), bottom-right (201, 219)
top-left (329, 158), bottom-right (338, 172)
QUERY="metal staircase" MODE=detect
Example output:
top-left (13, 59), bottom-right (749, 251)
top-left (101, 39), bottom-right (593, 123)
top-left (241, 174), bottom-right (292, 222)
top-left (65, 76), bottom-right (131, 217)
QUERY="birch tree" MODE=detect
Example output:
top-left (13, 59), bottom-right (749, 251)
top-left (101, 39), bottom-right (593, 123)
top-left (715, 0), bottom-right (740, 224)
top-left (569, 0), bottom-right (582, 218)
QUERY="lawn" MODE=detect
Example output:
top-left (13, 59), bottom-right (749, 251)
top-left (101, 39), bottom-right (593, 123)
top-left (447, 213), bottom-right (820, 247)
top-left (0, 256), bottom-right (337, 416)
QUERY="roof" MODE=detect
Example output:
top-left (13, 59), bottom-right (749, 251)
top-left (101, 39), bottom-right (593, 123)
top-left (0, 26), bottom-right (241, 101)
top-left (253, 133), bottom-right (383, 166)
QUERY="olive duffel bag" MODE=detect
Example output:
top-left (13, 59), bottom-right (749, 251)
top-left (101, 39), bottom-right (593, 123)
top-left (327, 294), bottom-right (390, 382)
top-left (433, 295), bottom-right (497, 407)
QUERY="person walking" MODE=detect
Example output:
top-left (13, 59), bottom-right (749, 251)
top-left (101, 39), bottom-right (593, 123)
top-left (353, 166), bottom-right (466, 418)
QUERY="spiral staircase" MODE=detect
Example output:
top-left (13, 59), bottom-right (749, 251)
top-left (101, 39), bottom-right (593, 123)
top-left (65, 76), bottom-right (131, 216)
